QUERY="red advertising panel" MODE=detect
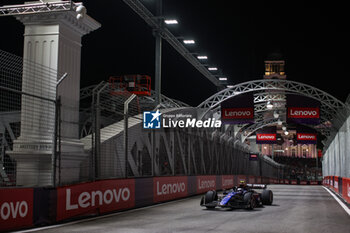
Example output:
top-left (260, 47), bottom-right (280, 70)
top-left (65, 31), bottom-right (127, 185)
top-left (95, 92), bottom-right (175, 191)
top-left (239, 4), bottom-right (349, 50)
top-left (291, 180), bottom-right (297, 185)
top-left (221, 175), bottom-right (234, 189)
top-left (57, 179), bottom-right (135, 221)
top-left (287, 107), bottom-right (320, 125)
top-left (297, 133), bottom-right (317, 143)
top-left (288, 107), bottom-right (320, 119)
top-left (221, 108), bottom-right (254, 120)
top-left (256, 133), bottom-right (277, 144)
top-left (256, 176), bottom-right (262, 184)
top-left (0, 188), bottom-right (33, 231)
top-left (220, 93), bottom-right (254, 124)
top-left (329, 176), bottom-right (334, 189)
top-left (342, 178), bottom-right (350, 204)
top-left (196, 176), bottom-right (216, 194)
top-left (333, 177), bottom-right (339, 193)
top-left (249, 176), bottom-right (256, 184)
top-left (153, 176), bottom-right (188, 203)
top-left (300, 181), bottom-right (307, 185)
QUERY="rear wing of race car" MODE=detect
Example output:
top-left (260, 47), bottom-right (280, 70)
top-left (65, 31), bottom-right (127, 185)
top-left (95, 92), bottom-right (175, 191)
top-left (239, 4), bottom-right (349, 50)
top-left (247, 184), bottom-right (267, 189)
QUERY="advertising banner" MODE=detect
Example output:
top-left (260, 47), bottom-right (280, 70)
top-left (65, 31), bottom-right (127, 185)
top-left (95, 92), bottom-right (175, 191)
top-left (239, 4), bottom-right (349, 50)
top-left (297, 133), bottom-right (317, 144)
top-left (221, 93), bottom-right (254, 124)
top-left (153, 176), bottom-right (188, 203)
top-left (342, 178), bottom-right (350, 204)
top-left (256, 133), bottom-right (277, 144)
top-left (0, 188), bottom-right (33, 231)
top-left (57, 179), bottom-right (135, 221)
top-left (287, 95), bottom-right (320, 125)
top-left (248, 176), bottom-right (256, 184)
top-left (256, 126), bottom-right (277, 144)
top-left (333, 176), bottom-right (339, 193)
top-left (196, 176), bottom-right (216, 194)
top-left (221, 175), bottom-right (234, 189)
top-left (249, 154), bottom-right (259, 161)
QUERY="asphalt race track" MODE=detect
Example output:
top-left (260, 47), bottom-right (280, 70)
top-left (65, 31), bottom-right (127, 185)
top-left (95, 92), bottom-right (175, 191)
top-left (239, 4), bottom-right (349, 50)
top-left (27, 185), bottom-right (350, 233)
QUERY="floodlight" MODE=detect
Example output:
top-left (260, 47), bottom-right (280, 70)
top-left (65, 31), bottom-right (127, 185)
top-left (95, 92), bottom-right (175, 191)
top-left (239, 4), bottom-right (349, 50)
top-left (164, 19), bottom-right (178, 24)
top-left (266, 101), bottom-right (273, 109)
top-left (197, 55), bottom-right (208, 60)
top-left (183, 40), bottom-right (195, 44)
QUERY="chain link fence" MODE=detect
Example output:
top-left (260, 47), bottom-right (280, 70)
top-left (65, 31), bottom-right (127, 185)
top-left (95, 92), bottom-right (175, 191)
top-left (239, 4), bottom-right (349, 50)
top-left (0, 49), bottom-right (59, 187)
top-left (0, 48), bottom-right (285, 188)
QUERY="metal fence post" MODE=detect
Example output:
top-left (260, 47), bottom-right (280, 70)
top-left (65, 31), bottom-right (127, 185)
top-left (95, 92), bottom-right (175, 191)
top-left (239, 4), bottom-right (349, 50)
top-left (124, 94), bottom-right (137, 178)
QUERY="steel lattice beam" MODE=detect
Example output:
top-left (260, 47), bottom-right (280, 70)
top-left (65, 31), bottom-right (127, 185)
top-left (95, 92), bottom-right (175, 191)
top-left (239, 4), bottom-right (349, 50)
top-left (198, 79), bottom-right (347, 122)
top-left (0, 1), bottom-right (79, 16)
top-left (122, 0), bottom-right (222, 87)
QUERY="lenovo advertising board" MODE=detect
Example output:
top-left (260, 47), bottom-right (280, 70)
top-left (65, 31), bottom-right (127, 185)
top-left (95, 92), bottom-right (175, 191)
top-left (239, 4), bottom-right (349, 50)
top-left (0, 188), bottom-right (33, 231)
top-left (296, 126), bottom-right (317, 144)
top-left (221, 93), bottom-right (254, 124)
top-left (256, 134), bottom-right (277, 144)
top-left (153, 176), bottom-right (188, 203)
top-left (221, 175), bottom-right (234, 189)
top-left (297, 133), bottom-right (317, 144)
top-left (256, 126), bottom-right (277, 144)
top-left (196, 176), bottom-right (216, 194)
top-left (57, 179), bottom-right (135, 221)
top-left (287, 95), bottom-right (320, 125)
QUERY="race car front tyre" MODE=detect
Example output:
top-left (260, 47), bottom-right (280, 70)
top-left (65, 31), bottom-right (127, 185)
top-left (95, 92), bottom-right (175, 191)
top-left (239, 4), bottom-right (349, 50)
top-left (243, 192), bottom-right (255, 210)
top-left (261, 189), bottom-right (273, 205)
top-left (204, 190), bottom-right (217, 209)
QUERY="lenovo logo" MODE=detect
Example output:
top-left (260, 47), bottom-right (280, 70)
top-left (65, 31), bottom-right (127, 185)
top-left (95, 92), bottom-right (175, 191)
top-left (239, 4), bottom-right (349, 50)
top-left (57, 180), bottom-right (135, 221)
top-left (288, 107), bottom-right (319, 118)
top-left (0, 201), bottom-right (28, 220)
top-left (198, 179), bottom-right (215, 189)
top-left (257, 134), bottom-right (276, 140)
top-left (156, 181), bottom-right (186, 196)
top-left (222, 108), bottom-right (254, 119)
top-left (66, 187), bottom-right (131, 211)
top-left (297, 133), bottom-right (316, 140)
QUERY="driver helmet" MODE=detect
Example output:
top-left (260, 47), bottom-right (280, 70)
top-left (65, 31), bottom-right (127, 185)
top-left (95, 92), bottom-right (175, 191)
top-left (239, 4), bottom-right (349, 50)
top-left (239, 180), bottom-right (246, 188)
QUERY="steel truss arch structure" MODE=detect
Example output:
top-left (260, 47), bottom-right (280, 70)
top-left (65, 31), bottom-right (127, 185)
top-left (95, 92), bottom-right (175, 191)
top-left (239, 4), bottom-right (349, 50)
top-left (198, 79), bottom-right (347, 123)
top-left (198, 79), bottom-right (348, 148)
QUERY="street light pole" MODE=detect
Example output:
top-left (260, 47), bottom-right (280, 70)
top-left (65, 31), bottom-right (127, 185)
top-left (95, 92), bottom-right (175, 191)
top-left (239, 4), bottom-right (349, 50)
top-left (154, 0), bottom-right (162, 106)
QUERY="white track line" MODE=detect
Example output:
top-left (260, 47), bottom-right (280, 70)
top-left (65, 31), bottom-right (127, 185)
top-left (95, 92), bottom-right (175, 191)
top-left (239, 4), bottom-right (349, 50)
top-left (323, 186), bottom-right (350, 216)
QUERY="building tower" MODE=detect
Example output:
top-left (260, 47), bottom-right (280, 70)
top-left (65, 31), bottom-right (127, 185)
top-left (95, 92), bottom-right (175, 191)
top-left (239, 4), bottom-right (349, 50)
top-left (264, 52), bottom-right (286, 80)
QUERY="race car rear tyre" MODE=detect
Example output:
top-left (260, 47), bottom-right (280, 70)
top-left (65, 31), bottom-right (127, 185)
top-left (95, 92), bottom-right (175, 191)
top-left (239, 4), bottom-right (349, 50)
top-left (243, 192), bottom-right (255, 210)
top-left (262, 189), bottom-right (273, 205)
top-left (204, 190), bottom-right (217, 209)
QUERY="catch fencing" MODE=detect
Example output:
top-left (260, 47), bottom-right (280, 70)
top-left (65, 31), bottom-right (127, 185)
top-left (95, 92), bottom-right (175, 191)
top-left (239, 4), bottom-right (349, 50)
top-left (0, 48), bottom-right (285, 188)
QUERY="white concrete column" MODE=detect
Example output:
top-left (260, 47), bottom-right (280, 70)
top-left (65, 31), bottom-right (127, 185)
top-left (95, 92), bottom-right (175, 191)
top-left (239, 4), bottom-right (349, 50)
top-left (9, 1), bottom-right (100, 186)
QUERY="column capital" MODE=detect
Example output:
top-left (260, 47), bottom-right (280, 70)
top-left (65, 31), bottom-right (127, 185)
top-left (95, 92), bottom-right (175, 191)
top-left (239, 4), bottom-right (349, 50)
top-left (16, 10), bottom-right (101, 36)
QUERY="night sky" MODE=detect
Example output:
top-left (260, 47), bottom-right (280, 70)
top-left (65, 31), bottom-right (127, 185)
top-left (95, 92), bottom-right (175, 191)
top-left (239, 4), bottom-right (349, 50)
top-left (0, 1), bottom-right (349, 106)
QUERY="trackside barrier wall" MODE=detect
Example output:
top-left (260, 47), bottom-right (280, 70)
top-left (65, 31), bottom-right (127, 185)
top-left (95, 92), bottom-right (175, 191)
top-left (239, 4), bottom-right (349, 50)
top-left (323, 176), bottom-right (350, 204)
top-left (0, 175), bottom-right (320, 232)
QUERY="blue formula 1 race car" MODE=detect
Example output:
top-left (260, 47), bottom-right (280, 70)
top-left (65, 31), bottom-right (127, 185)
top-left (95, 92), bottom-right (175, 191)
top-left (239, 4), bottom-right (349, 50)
top-left (200, 183), bottom-right (273, 210)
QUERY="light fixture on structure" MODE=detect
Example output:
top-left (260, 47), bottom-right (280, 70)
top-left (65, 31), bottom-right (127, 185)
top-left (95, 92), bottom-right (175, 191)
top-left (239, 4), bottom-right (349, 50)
top-left (183, 39), bottom-right (195, 44)
top-left (197, 55), bottom-right (208, 60)
top-left (164, 19), bottom-right (178, 24)
top-left (266, 101), bottom-right (273, 109)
